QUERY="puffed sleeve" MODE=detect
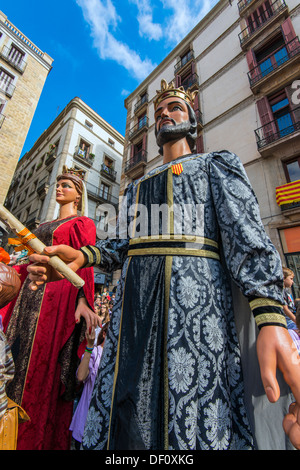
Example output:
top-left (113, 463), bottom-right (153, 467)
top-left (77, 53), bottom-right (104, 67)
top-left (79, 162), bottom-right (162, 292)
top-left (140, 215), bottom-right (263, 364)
top-left (208, 150), bottom-right (286, 330)
top-left (69, 216), bottom-right (96, 310)
top-left (79, 184), bottom-right (134, 272)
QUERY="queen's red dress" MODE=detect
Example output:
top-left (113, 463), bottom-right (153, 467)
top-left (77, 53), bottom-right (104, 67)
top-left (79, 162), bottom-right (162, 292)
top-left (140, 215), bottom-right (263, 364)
top-left (2, 215), bottom-right (95, 450)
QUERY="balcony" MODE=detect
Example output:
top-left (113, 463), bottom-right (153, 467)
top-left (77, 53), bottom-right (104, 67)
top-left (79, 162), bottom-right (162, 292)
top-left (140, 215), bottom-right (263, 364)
top-left (26, 209), bottom-right (40, 230)
top-left (174, 50), bottom-right (194, 74)
top-left (248, 37), bottom-right (300, 93)
top-left (124, 149), bottom-right (147, 178)
top-left (86, 182), bottom-right (119, 208)
top-left (0, 80), bottom-right (15, 98)
top-left (128, 116), bottom-right (149, 141)
top-left (36, 176), bottom-right (50, 197)
top-left (254, 106), bottom-right (300, 153)
top-left (134, 93), bottom-right (148, 114)
top-left (195, 109), bottom-right (204, 128)
top-left (100, 163), bottom-right (117, 182)
top-left (239, 0), bottom-right (288, 48)
top-left (0, 45), bottom-right (27, 73)
top-left (73, 146), bottom-right (94, 167)
top-left (45, 146), bottom-right (57, 165)
top-left (0, 112), bottom-right (5, 128)
top-left (238, 0), bottom-right (255, 14)
top-left (181, 73), bottom-right (199, 91)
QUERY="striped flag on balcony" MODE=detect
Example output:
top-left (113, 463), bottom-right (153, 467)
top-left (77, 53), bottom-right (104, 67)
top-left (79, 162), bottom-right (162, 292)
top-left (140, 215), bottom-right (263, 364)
top-left (276, 180), bottom-right (300, 206)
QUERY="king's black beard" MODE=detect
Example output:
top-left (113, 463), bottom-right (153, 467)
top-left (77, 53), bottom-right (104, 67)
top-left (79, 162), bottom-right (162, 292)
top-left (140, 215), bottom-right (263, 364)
top-left (156, 120), bottom-right (191, 148)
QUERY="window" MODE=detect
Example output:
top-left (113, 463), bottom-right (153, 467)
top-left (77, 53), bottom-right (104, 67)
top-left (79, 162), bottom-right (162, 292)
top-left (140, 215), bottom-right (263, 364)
top-left (247, 18), bottom-right (299, 83)
top-left (283, 157), bottom-right (300, 182)
top-left (138, 113), bottom-right (147, 129)
top-left (140, 92), bottom-right (147, 105)
top-left (0, 68), bottom-right (14, 96)
top-left (103, 156), bottom-right (114, 168)
top-left (77, 138), bottom-right (91, 158)
top-left (99, 183), bottom-right (110, 201)
top-left (246, 0), bottom-right (273, 34)
top-left (256, 34), bottom-right (288, 76)
top-left (256, 83), bottom-right (300, 146)
top-left (85, 120), bottom-right (93, 129)
top-left (180, 50), bottom-right (193, 67)
top-left (98, 211), bottom-right (109, 232)
top-left (8, 45), bottom-right (25, 68)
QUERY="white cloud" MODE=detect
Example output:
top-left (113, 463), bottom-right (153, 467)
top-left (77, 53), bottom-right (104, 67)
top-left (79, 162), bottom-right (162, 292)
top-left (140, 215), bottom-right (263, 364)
top-left (160, 0), bottom-right (218, 45)
top-left (130, 0), bottom-right (163, 41)
top-left (76, 0), bottom-right (218, 80)
top-left (76, 0), bottom-right (156, 80)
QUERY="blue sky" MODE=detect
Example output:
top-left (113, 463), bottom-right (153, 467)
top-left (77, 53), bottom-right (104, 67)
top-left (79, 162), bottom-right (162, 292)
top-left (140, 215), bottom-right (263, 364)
top-left (3, 0), bottom-right (218, 157)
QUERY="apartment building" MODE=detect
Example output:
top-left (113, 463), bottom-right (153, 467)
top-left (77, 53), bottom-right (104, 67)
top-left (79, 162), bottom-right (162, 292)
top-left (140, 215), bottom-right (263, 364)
top-left (4, 97), bottom-right (124, 289)
top-left (0, 10), bottom-right (53, 203)
top-left (123, 0), bottom-right (300, 295)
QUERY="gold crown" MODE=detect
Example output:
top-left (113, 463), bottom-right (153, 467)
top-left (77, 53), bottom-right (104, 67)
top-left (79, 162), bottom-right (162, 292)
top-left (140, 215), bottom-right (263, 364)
top-left (154, 79), bottom-right (198, 110)
top-left (62, 165), bottom-right (85, 180)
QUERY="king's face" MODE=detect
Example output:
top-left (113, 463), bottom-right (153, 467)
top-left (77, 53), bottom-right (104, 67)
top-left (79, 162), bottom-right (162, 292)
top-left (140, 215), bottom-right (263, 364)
top-left (154, 96), bottom-right (189, 134)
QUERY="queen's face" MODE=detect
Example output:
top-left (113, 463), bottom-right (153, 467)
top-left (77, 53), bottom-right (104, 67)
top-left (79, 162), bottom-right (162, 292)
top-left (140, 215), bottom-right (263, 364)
top-left (56, 179), bottom-right (80, 205)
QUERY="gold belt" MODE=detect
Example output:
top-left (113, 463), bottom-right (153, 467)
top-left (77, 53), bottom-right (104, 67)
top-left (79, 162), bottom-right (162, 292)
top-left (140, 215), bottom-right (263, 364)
top-left (128, 236), bottom-right (220, 260)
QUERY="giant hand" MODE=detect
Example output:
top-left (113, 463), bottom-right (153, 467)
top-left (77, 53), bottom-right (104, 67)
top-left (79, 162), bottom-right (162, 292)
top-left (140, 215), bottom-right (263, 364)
top-left (257, 325), bottom-right (300, 449)
top-left (27, 245), bottom-right (85, 290)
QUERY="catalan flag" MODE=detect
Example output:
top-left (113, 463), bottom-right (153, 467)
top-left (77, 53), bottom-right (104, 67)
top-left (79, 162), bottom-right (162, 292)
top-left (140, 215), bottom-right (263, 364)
top-left (276, 180), bottom-right (300, 206)
top-left (171, 163), bottom-right (183, 175)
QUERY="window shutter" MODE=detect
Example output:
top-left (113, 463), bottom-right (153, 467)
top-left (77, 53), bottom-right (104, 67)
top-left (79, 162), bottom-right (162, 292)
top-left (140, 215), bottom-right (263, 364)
top-left (281, 17), bottom-right (299, 54)
top-left (142, 132), bottom-right (147, 151)
top-left (256, 96), bottom-right (277, 140)
top-left (196, 134), bottom-right (204, 154)
top-left (130, 144), bottom-right (134, 159)
top-left (246, 49), bottom-right (259, 84)
top-left (175, 75), bottom-right (181, 87)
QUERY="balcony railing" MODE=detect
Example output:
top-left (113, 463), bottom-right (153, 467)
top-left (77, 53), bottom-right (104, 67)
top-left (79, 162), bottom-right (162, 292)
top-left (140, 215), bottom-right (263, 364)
top-left (255, 107), bottom-right (300, 149)
top-left (134, 93), bottom-right (148, 113)
top-left (238, 0), bottom-right (254, 13)
top-left (0, 45), bottom-right (27, 73)
top-left (0, 113), bottom-right (5, 128)
top-left (73, 146), bottom-right (94, 166)
top-left (124, 149), bottom-right (148, 173)
top-left (86, 182), bottom-right (119, 207)
top-left (174, 50), bottom-right (194, 73)
top-left (128, 117), bottom-right (149, 140)
top-left (248, 37), bottom-right (300, 87)
top-left (181, 73), bottom-right (199, 90)
top-left (239, 0), bottom-right (287, 46)
top-left (0, 80), bottom-right (15, 98)
top-left (45, 147), bottom-right (57, 165)
top-left (100, 163), bottom-right (117, 181)
top-left (37, 176), bottom-right (50, 196)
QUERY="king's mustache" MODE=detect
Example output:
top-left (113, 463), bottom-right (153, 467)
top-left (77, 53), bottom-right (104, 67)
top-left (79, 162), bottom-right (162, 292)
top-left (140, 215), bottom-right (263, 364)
top-left (159, 117), bottom-right (176, 129)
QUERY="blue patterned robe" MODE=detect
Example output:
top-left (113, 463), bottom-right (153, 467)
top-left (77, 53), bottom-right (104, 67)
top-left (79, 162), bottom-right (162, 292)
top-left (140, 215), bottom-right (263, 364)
top-left (81, 151), bottom-right (292, 450)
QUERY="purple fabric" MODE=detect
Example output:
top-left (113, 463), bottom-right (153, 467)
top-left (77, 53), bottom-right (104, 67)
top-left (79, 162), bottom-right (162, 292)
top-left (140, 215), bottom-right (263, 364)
top-left (288, 329), bottom-right (300, 355)
top-left (69, 345), bottom-right (103, 442)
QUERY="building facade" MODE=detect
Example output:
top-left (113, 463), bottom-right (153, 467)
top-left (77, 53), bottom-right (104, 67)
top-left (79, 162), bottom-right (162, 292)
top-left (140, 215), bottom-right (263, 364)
top-left (0, 10), bottom-right (53, 203)
top-left (123, 0), bottom-right (300, 295)
top-left (4, 97), bottom-right (124, 289)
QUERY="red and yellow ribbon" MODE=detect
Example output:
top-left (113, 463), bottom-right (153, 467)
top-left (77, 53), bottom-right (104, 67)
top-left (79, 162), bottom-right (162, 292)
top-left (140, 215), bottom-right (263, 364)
top-left (0, 247), bottom-right (11, 264)
top-left (8, 228), bottom-right (37, 255)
